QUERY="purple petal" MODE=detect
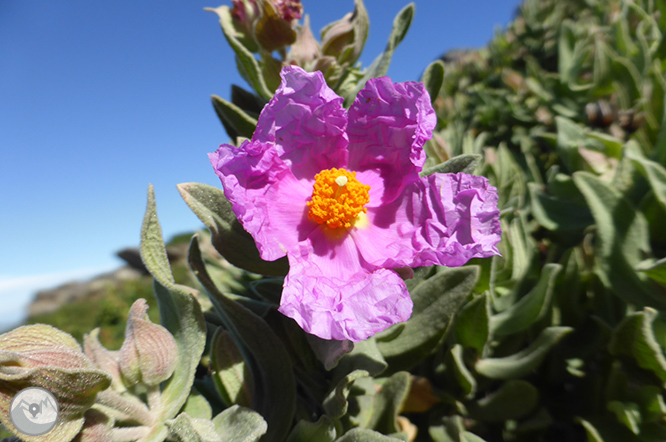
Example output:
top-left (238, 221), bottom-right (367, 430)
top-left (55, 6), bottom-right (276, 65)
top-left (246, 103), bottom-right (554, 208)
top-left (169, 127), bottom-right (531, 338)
top-left (209, 140), bottom-right (315, 261)
top-left (411, 173), bottom-right (502, 267)
top-left (253, 66), bottom-right (349, 180)
top-left (347, 78), bottom-right (436, 203)
top-left (279, 241), bottom-right (413, 342)
top-left (349, 169), bottom-right (420, 268)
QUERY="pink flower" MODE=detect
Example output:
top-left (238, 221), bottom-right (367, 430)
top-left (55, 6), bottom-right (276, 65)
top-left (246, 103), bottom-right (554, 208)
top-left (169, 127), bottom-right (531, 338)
top-left (210, 66), bottom-right (501, 342)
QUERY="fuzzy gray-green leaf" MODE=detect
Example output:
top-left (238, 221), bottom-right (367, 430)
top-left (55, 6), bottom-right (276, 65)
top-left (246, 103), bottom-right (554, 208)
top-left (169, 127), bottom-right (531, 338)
top-left (211, 95), bottom-right (258, 141)
top-left (489, 264), bottom-right (561, 336)
top-left (376, 266), bottom-right (479, 371)
top-left (475, 327), bottom-right (573, 379)
top-left (212, 405), bottom-right (267, 442)
top-left (285, 416), bottom-right (336, 442)
top-left (466, 380), bottom-right (539, 422)
top-left (188, 235), bottom-right (295, 442)
top-left (335, 428), bottom-right (404, 442)
top-left (421, 60), bottom-right (445, 105)
top-left (139, 186), bottom-right (206, 421)
top-left (455, 293), bottom-right (490, 353)
top-left (153, 281), bottom-right (207, 421)
top-left (365, 372), bottom-right (411, 434)
top-left (573, 172), bottom-right (664, 308)
top-left (346, 3), bottom-right (414, 103)
top-left (140, 184), bottom-right (174, 287)
top-left (608, 307), bottom-right (666, 383)
top-left (177, 183), bottom-right (288, 276)
top-left (420, 154), bottom-right (482, 177)
top-left (324, 369), bottom-right (370, 418)
top-left (206, 6), bottom-right (272, 99)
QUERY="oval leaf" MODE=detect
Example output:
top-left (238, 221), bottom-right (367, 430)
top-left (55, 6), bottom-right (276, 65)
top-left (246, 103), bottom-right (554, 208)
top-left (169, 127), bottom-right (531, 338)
top-left (377, 266), bottom-right (480, 371)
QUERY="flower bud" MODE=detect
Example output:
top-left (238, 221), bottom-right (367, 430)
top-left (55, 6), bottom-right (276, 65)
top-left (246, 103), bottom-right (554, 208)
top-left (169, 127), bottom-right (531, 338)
top-left (271, 0), bottom-right (302, 21)
top-left (83, 328), bottom-right (125, 392)
top-left (288, 15), bottom-right (320, 67)
top-left (320, 1), bottom-right (367, 66)
top-left (119, 299), bottom-right (178, 386)
top-left (0, 325), bottom-right (111, 440)
top-left (231, 0), bottom-right (259, 25)
top-left (254, 0), bottom-right (298, 52)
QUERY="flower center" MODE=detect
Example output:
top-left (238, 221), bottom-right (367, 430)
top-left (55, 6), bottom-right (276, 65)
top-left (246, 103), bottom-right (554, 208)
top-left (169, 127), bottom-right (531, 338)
top-left (307, 168), bottom-right (371, 229)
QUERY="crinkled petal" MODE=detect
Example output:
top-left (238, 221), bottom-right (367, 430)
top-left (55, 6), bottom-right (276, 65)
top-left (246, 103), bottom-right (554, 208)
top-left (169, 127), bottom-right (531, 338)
top-left (349, 169), bottom-right (419, 268)
top-left (209, 140), bottom-right (314, 261)
top-left (279, 241), bottom-right (413, 342)
top-left (411, 173), bottom-right (502, 267)
top-left (347, 77), bottom-right (436, 203)
top-left (253, 65), bottom-right (349, 180)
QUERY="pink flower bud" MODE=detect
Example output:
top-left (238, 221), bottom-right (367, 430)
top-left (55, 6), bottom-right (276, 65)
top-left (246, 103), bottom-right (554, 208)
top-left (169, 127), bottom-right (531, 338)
top-left (119, 299), bottom-right (178, 386)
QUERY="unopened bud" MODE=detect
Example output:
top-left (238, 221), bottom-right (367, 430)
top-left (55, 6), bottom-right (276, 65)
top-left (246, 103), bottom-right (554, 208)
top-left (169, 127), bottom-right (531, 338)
top-left (0, 325), bottom-right (111, 439)
top-left (254, 0), bottom-right (298, 52)
top-left (288, 15), bottom-right (320, 67)
top-left (119, 299), bottom-right (178, 386)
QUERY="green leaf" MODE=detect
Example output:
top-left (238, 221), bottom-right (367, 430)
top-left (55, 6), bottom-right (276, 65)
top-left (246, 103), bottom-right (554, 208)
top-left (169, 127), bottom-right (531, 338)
top-left (285, 416), bottom-right (336, 442)
top-left (335, 428), bottom-right (404, 442)
top-left (455, 293), bottom-right (490, 353)
top-left (167, 413), bottom-right (222, 442)
top-left (210, 328), bottom-right (254, 408)
top-left (376, 266), bottom-right (479, 371)
top-left (334, 338), bottom-right (388, 378)
top-left (345, 3), bottom-right (414, 103)
top-left (528, 183), bottom-right (593, 231)
top-left (466, 380), bottom-right (539, 422)
top-left (475, 327), bottom-right (573, 379)
top-left (556, 117), bottom-right (588, 173)
top-left (636, 257), bottom-right (666, 286)
top-left (139, 185), bottom-right (206, 421)
top-left (489, 264), bottom-right (562, 336)
top-left (153, 281), bottom-right (207, 421)
top-left (182, 388), bottom-right (213, 420)
top-left (211, 95), bottom-right (258, 141)
top-left (421, 60), bottom-right (445, 105)
top-left (188, 235), bottom-right (295, 442)
top-left (420, 154), bottom-right (482, 177)
top-left (177, 183), bottom-right (289, 276)
top-left (365, 372), bottom-right (411, 435)
top-left (140, 184), bottom-right (174, 287)
top-left (607, 401), bottom-right (641, 435)
top-left (608, 307), bottom-right (666, 383)
top-left (625, 141), bottom-right (666, 211)
top-left (323, 369), bottom-right (370, 418)
top-left (206, 6), bottom-right (273, 99)
top-left (461, 433), bottom-right (488, 442)
top-left (573, 172), bottom-right (665, 308)
top-left (212, 405), bottom-right (268, 442)
top-left (558, 20), bottom-right (577, 83)
top-left (449, 344), bottom-right (476, 397)
top-left (230, 85), bottom-right (266, 117)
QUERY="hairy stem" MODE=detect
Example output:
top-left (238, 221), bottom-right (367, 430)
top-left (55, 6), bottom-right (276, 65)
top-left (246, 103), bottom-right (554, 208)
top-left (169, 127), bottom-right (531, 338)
top-left (96, 389), bottom-right (154, 426)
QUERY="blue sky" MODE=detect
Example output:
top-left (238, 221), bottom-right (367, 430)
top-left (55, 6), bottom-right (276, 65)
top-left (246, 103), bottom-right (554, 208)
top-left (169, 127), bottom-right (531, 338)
top-left (0, 0), bottom-right (522, 329)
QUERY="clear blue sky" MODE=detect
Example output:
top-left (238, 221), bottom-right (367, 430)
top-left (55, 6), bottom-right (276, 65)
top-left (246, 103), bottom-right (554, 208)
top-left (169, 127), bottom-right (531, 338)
top-left (0, 0), bottom-right (522, 328)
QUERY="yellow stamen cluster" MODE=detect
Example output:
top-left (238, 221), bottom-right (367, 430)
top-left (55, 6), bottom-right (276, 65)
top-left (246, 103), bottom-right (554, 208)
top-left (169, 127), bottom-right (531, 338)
top-left (307, 168), bottom-right (371, 229)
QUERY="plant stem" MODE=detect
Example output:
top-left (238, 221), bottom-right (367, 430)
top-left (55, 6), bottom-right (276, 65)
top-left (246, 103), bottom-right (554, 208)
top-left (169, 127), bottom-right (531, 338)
top-left (110, 426), bottom-right (150, 442)
top-left (96, 389), bottom-right (154, 426)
